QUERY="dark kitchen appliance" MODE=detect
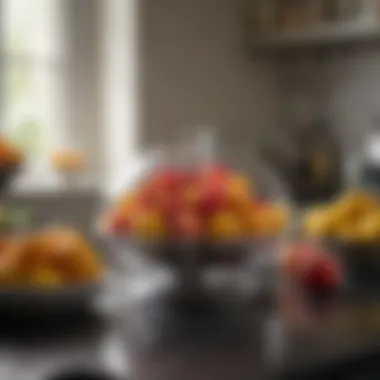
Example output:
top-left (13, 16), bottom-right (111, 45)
top-left (262, 120), bottom-right (342, 206)
top-left (289, 120), bottom-right (342, 204)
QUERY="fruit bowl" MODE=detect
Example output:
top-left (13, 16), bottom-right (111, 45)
top-left (281, 241), bottom-right (343, 307)
top-left (303, 189), bottom-right (380, 290)
top-left (99, 138), bottom-right (291, 298)
top-left (0, 281), bottom-right (103, 312)
top-left (0, 226), bottom-right (106, 312)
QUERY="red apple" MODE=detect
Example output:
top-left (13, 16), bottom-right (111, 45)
top-left (205, 164), bottom-right (229, 182)
top-left (283, 243), bottom-right (323, 279)
top-left (182, 184), bottom-right (201, 208)
top-left (152, 167), bottom-right (185, 191)
top-left (198, 184), bottom-right (226, 216)
top-left (181, 169), bottom-right (199, 186)
top-left (300, 254), bottom-right (342, 291)
top-left (160, 194), bottom-right (182, 223)
top-left (172, 212), bottom-right (202, 239)
top-left (138, 187), bottom-right (157, 209)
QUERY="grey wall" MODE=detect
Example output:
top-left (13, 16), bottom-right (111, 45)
top-left (139, 0), bottom-right (276, 148)
top-left (276, 46), bottom-right (380, 164)
top-left (326, 47), bottom-right (380, 154)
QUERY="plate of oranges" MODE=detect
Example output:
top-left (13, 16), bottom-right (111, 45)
top-left (0, 226), bottom-right (105, 311)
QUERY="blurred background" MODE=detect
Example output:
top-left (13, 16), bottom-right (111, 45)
top-left (3, 0), bottom-right (380, 231)
top-left (1, 1), bottom-right (380, 379)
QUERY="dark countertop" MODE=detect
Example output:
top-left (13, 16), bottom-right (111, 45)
top-left (2, 286), bottom-right (380, 380)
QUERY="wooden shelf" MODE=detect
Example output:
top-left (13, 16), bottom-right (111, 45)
top-left (251, 22), bottom-right (380, 50)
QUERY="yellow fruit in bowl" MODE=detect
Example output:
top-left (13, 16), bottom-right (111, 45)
top-left (357, 213), bottom-right (380, 243)
top-left (117, 192), bottom-right (138, 213)
top-left (303, 208), bottom-right (332, 237)
top-left (209, 212), bottom-right (243, 240)
top-left (334, 221), bottom-right (361, 242)
top-left (225, 174), bottom-right (252, 208)
top-left (30, 268), bottom-right (62, 287)
top-left (336, 190), bottom-right (378, 219)
top-left (266, 203), bottom-right (288, 234)
top-left (132, 210), bottom-right (166, 240)
top-left (250, 217), bottom-right (271, 238)
top-left (328, 202), bottom-right (357, 227)
top-left (245, 202), bottom-right (287, 238)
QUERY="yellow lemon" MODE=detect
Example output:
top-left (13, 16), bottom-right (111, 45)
top-left (132, 210), bottom-right (166, 240)
top-left (30, 268), bottom-right (62, 287)
top-left (209, 212), bottom-right (243, 240)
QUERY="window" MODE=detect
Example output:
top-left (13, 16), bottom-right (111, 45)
top-left (101, 0), bottom-right (138, 189)
top-left (1, 0), bottom-right (67, 188)
top-left (0, 0), bottom-right (139, 192)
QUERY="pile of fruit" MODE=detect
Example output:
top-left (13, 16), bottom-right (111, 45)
top-left (283, 243), bottom-right (342, 294)
top-left (102, 165), bottom-right (287, 242)
top-left (303, 190), bottom-right (380, 243)
top-left (0, 226), bottom-right (104, 287)
top-left (0, 137), bottom-right (23, 169)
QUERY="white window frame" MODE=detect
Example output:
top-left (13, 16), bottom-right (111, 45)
top-left (100, 0), bottom-right (139, 196)
top-left (0, 0), bottom-right (139, 195)
top-left (0, 0), bottom-right (71, 193)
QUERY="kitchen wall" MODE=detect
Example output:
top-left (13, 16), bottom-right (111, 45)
top-left (326, 46), bottom-right (380, 155)
top-left (278, 46), bottom-right (380, 172)
top-left (139, 0), bottom-right (277, 148)
top-left (138, 0), bottom-right (379, 171)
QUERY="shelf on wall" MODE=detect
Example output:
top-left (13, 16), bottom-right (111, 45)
top-left (251, 22), bottom-right (380, 50)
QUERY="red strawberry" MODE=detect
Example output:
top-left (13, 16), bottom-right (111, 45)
top-left (198, 184), bottom-right (226, 216)
top-left (153, 167), bottom-right (184, 191)
top-left (172, 212), bottom-right (202, 239)
top-left (300, 254), bottom-right (342, 291)
top-left (181, 170), bottom-right (199, 188)
top-left (207, 164), bottom-right (229, 182)
top-left (161, 195), bottom-right (181, 222)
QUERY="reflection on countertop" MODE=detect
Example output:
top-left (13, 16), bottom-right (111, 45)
top-left (2, 284), bottom-right (380, 379)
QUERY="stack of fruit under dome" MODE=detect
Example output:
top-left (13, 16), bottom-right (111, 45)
top-left (99, 140), bottom-right (290, 301)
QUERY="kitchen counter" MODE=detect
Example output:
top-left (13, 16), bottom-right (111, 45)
top-left (2, 285), bottom-right (380, 380)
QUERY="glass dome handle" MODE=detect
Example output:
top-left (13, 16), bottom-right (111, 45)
top-left (194, 128), bottom-right (216, 167)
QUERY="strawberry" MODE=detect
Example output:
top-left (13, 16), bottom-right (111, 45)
top-left (300, 254), bottom-right (342, 292)
top-left (198, 184), bottom-right (226, 216)
top-left (172, 212), bottom-right (203, 240)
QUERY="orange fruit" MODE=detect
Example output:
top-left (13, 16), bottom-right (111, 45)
top-left (209, 211), bottom-right (243, 240)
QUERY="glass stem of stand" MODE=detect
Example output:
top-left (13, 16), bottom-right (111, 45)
top-left (177, 246), bottom-right (202, 296)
